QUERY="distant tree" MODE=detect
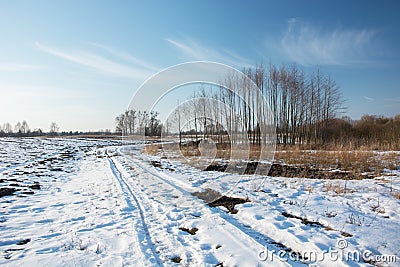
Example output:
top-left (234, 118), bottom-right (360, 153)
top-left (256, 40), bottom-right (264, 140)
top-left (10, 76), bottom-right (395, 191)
top-left (115, 114), bottom-right (126, 135)
top-left (21, 120), bottom-right (30, 134)
top-left (145, 111), bottom-right (162, 136)
top-left (3, 123), bottom-right (12, 134)
top-left (49, 122), bottom-right (59, 136)
top-left (15, 122), bottom-right (22, 133)
top-left (33, 128), bottom-right (43, 136)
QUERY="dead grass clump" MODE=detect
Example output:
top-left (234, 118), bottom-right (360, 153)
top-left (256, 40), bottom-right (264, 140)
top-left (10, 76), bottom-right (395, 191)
top-left (325, 182), bottom-right (346, 195)
top-left (145, 144), bottom-right (162, 155)
top-left (392, 191), bottom-right (400, 200)
top-left (281, 212), bottom-right (324, 227)
top-left (381, 152), bottom-right (399, 170)
top-left (346, 213), bottom-right (364, 226)
top-left (274, 148), bottom-right (394, 178)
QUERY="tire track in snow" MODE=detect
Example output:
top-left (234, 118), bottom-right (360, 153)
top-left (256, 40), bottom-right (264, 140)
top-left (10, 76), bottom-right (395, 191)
top-left (106, 151), bottom-right (164, 267)
top-left (109, 149), bottom-right (207, 265)
top-left (117, 147), bottom-right (304, 266)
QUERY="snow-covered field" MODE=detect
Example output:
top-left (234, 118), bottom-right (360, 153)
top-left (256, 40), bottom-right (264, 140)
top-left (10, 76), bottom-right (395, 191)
top-left (0, 138), bottom-right (399, 266)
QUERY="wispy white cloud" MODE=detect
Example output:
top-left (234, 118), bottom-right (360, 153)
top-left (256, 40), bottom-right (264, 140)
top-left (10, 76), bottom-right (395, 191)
top-left (35, 42), bottom-right (154, 80)
top-left (165, 38), bottom-right (252, 68)
top-left (384, 97), bottom-right (400, 103)
top-left (0, 64), bottom-right (42, 72)
top-left (363, 96), bottom-right (375, 103)
top-left (279, 18), bottom-right (378, 66)
top-left (88, 42), bottom-right (160, 71)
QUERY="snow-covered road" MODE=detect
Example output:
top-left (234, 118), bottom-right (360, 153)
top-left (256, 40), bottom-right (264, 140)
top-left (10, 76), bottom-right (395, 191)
top-left (1, 138), bottom-right (399, 266)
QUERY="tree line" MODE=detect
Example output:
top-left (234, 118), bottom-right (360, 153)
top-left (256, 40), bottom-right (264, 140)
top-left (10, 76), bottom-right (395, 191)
top-left (117, 62), bottom-right (400, 149)
top-left (323, 114), bottom-right (400, 149)
top-left (115, 110), bottom-right (162, 136)
top-left (159, 63), bottom-right (344, 146)
top-left (0, 121), bottom-right (60, 137)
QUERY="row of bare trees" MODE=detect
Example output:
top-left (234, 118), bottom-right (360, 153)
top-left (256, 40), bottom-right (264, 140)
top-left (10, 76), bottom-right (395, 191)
top-left (245, 63), bottom-right (344, 145)
top-left (115, 110), bottom-right (162, 136)
top-left (118, 63), bottom-right (399, 149)
top-left (163, 63), bottom-right (344, 146)
top-left (0, 121), bottom-right (59, 137)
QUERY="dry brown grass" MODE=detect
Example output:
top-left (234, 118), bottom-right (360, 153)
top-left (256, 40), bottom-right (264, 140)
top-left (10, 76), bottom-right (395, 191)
top-left (145, 140), bottom-right (399, 179)
top-left (145, 144), bottom-right (162, 155)
top-left (325, 182), bottom-right (347, 194)
top-left (392, 191), bottom-right (400, 200)
top-left (275, 149), bottom-right (398, 177)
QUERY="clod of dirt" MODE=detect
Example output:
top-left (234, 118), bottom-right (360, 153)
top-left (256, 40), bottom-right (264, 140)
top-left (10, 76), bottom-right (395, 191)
top-left (208, 196), bottom-right (249, 214)
top-left (192, 188), bottom-right (249, 214)
top-left (281, 211), bottom-right (324, 227)
top-left (29, 182), bottom-right (41, 190)
top-left (17, 239), bottom-right (31, 245)
top-left (192, 188), bottom-right (222, 203)
top-left (270, 241), bottom-right (291, 251)
top-left (203, 164), bottom-right (227, 172)
top-left (341, 231), bottom-right (353, 237)
top-left (150, 160), bottom-right (175, 171)
top-left (0, 187), bottom-right (17, 197)
top-left (150, 160), bottom-right (162, 168)
top-left (179, 227), bottom-right (198, 235)
top-left (21, 191), bottom-right (34, 195)
top-left (171, 256), bottom-right (182, 263)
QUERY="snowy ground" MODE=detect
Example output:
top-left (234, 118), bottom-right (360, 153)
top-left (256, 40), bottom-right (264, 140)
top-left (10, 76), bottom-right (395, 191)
top-left (0, 138), bottom-right (399, 266)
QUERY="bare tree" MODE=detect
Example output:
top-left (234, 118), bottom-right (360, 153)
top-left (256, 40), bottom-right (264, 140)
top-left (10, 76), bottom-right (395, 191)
top-left (3, 123), bottom-right (12, 134)
top-left (21, 120), bottom-right (30, 134)
top-left (49, 122), bottom-right (59, 136)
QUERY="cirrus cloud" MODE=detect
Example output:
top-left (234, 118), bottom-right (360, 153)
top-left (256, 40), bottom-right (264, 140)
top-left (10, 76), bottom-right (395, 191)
top-left (279, 18), bottom-right (379, 66)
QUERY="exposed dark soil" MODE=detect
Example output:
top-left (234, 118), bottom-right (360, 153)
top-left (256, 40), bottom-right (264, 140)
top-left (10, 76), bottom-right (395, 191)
top-left (192, 188), bottom-right (223, 203)
top-left (203, 164), bottom-right (227, 172)
top-left (0, 187), bottom-right (18, 197)
top-left (17, 239), bottom-right (31, 245)
top-left (171, 256), bottom-right (182, 263)
top-left (281, 211), bottom-right (324, 227)
top-left (208, 195), bottom-right (249, 214)
top-left (204, 162), bottom-right (374, 180)
top-left (28, 182), bottom-right (41, 190)
top-left (192, 188), bottom-right (249, 214)
top-left (150, 160), bottom-right (175, 171)
top-left (179, 227), bottom-right (198, 235)
top-left (20, 191), bottom-right (34, 195)
top-left (281, 211), bottom-right (353, 237)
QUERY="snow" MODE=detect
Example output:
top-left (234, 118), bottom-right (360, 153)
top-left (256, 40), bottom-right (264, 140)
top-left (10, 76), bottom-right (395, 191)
top-left (0, 138), bottom-right (399, 266)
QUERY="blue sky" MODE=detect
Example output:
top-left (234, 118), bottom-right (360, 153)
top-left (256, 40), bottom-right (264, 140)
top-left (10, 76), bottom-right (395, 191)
top-left (0, 0), bottom-right (399, 131)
